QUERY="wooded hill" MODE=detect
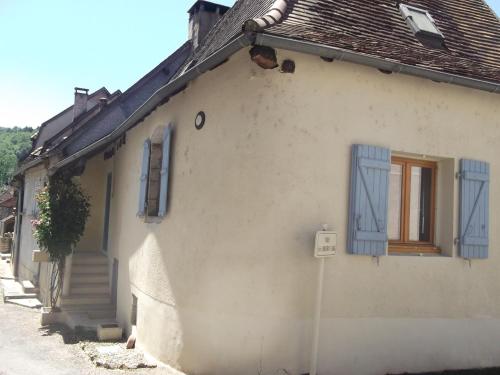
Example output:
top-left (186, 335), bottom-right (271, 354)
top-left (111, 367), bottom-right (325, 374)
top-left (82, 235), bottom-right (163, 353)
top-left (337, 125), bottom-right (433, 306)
top-left (0, 127), bottom-right (34, 186)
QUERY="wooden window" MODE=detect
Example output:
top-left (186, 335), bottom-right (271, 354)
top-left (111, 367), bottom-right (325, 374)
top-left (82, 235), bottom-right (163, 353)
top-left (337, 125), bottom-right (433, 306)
top-left (147, 142), bottom-right (163, 217)
top-left (388, 157), bottom-right (438, 253)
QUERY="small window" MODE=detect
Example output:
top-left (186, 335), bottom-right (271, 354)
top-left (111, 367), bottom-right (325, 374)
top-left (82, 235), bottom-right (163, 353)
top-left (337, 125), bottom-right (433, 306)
top-left (147, 142), bottom-right (163, 217)
top-left (388, 157), bottom-right (438, 254)
top-left (400, 4), bottom-right (444, 47)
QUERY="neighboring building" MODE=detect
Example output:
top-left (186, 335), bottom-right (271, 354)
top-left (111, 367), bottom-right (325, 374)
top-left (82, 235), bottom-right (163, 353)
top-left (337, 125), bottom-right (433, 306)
top-left (13, 87), bottom-right (120, 287)
top-left (0, 189), bottom-right (16, 220)
top-left (14, 0), bottom-right (500, 374)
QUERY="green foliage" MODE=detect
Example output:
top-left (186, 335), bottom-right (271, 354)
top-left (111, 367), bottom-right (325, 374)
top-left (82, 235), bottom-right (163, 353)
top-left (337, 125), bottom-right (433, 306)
top-left (33, 173), bottom-right (91, 261)
top-left (0, 127), bottom-right (34, 186)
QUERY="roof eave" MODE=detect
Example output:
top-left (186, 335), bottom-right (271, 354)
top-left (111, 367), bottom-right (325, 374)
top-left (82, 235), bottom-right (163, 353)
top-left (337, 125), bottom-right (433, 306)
top-left (256, 33), bottom-right (500, 94)
top-left (50, 31), bottom-right (500, 175)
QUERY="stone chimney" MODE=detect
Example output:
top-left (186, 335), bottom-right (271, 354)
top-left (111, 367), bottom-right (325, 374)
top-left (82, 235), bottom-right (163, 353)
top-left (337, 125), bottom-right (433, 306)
top-left (188, 1), bottom-right (229, 49)
top-left (73, 87), bottom-right (89, 120)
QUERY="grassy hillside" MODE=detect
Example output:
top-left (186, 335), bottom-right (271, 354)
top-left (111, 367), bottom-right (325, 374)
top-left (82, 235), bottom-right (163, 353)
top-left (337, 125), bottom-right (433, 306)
top-left (0, 127), bottom-right (34, 186)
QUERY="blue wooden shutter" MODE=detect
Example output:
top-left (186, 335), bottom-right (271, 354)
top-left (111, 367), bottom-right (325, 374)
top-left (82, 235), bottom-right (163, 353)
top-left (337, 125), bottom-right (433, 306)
top-left (137, 139), bottom-right (151, 217)
top-left (158, 125), bottom-right (173, 217)
top-left (459, 159), bottom-right (489, 259)
top-left (347, 144), bottom-right (391, 255)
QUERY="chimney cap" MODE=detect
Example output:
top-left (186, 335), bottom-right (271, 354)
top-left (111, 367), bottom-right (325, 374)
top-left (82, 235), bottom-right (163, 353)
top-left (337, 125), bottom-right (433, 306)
top-left (188, 1), bottom-right (230, 15)
top-left (74, 87), bottom-right (89, 94)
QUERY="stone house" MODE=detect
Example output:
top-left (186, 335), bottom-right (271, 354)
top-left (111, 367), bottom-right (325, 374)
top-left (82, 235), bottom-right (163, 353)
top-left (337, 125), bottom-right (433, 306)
top-left (13, 0), bottom-right (500, 374)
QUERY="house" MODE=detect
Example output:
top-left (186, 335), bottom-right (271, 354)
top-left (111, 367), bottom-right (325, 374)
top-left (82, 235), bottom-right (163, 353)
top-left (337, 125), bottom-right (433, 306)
top-left (12, 87), bottom-right (121, 296)
top-left (14, 0), bottom-right (500, 374)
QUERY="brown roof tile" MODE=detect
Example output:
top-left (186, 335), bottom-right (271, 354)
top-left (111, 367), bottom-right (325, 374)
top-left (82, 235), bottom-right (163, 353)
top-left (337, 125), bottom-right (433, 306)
top-left (194, 0), bottom-right (500, 84)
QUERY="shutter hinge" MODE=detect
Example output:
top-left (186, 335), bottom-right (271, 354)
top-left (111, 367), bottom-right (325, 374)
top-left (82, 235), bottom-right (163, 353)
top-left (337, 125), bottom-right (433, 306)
top-left (455, 172), bottom-right (462, 179)
top-left (454, 237), bottom-right (460, 246)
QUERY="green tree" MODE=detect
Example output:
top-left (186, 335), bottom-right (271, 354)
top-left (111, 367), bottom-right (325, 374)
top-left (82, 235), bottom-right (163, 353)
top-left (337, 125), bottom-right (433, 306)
top-left (0, 127), bottom-right (34, 186)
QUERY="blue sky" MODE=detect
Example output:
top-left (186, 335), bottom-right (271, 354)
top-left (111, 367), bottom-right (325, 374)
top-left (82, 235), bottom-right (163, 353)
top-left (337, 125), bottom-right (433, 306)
top-left (0, 0), bottom-right (498, 128)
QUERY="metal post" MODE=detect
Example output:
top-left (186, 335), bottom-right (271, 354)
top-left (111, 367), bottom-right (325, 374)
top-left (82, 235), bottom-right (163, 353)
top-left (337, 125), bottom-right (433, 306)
top-left (310, 256), bottom-right (325, 375)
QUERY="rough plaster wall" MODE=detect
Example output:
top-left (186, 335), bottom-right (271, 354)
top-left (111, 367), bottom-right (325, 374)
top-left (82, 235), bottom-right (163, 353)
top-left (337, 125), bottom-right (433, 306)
top-left (83, 48), bottom-right (500, 375)
top-left (76, 157), bottom-right (112, 253)
top-left (18, 165), bottom-right (47, 283)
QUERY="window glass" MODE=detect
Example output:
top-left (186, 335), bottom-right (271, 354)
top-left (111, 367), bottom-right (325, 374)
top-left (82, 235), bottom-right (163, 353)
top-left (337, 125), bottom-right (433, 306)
top-left (147, 142), bottom-right (163, 217)
top-left (388, 164), bottom-right (403, 241)
top-left (409, 166), bottom-right (433, 242)
top-left (389, 157), bottom-right (437, 253)
top-left (410, 9), bottom-right (438, 34)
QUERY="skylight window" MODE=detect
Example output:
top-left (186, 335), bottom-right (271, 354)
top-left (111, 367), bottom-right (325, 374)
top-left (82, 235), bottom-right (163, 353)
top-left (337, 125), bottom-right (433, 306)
top-left (399, 4), bottom-right (444, 46)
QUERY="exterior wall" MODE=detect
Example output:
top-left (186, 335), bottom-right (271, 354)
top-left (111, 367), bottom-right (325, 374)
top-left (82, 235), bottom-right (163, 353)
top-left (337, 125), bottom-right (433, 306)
top-left (17, 164), bottom-right (47, 283)
top-left (96, 48), bottom-right (500, 375)
top-left (76, 156), bottom-right (113, 253)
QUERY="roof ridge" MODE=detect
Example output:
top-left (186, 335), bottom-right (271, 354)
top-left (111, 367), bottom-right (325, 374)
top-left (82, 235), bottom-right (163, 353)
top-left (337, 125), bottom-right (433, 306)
top-left (242, 0), bottom-right (289, 32)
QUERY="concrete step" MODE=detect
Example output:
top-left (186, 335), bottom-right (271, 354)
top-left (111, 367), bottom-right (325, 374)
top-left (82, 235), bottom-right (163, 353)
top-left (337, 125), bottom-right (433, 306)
top-left (63, 311), bottom-right (117, 331)
top-left (72, 253), bottom-right (108, 266)
top-left (71, 283), bottom-right (109, 295)
top-left (87, 309), bottom-right (116, 319)
top-left (71, 264), bottom-right (108, 275)
top-left (60, 294), bottom-right (111, 306)
top-left (21, 280), bottom-right (37, 294)
top-left (62, 303), bottom-right (116, 320)
top-left (71, 274), bottom-right (109, 284)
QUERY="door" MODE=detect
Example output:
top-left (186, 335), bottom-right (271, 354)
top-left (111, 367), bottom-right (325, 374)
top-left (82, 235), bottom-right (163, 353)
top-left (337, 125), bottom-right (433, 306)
top-left (102, 173), bottom-right (112, 253)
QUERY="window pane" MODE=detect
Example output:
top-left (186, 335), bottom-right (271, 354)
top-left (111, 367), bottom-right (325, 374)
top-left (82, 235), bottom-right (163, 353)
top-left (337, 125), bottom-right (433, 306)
top-left (410, 10), bottom-right (439, 34)
top-left (388, 164), bottom-right (402, 241)
top-left (409, 166), bottom-right (432, 242)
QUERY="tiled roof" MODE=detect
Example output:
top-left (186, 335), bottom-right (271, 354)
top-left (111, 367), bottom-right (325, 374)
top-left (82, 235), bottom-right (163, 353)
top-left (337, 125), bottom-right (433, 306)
top-left (60, 41), bottom-right (192, 157)
top-left (193, 0), bottom-right (500, 84)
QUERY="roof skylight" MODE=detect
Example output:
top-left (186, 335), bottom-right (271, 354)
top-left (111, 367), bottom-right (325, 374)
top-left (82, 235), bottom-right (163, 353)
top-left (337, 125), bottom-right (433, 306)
top-left (399, 4), bottom-right (444, 46)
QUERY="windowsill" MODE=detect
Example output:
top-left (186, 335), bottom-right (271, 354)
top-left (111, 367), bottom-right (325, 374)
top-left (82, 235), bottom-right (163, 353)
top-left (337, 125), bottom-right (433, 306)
top-left (389, 251), bottom-right (446, 257)
top-left (389, 244), bottom-right (441, 256)
top-left (144, 216), bottom-right (163, 224)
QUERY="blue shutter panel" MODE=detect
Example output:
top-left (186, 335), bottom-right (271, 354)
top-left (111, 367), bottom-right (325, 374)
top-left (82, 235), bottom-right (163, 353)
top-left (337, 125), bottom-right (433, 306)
top-left (137, 139), bottom-right (151, 217)
top-left (459, 159), bottom-right (489, 259)
top-left (347, 144), bottom-right (391, 256)
top-left (158, 125), bottom-right (173, 218)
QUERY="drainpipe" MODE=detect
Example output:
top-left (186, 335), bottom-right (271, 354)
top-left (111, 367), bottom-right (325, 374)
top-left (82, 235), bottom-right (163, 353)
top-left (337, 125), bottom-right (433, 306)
top-left (12, 182), bottom-right (24, 278)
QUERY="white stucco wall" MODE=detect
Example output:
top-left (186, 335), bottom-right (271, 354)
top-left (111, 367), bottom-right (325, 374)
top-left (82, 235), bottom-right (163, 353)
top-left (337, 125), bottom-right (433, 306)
top-left (76, 156), bottom-right (113, 253)
top-left (80, 48), bottom-right (500, 375)
top-left (17, 164), bottom-right (47, 283)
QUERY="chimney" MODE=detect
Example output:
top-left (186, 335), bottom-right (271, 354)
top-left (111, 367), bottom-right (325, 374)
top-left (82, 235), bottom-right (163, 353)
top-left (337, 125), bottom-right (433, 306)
top-left (188, 1), bottom-right (229, 49)
top-left (73, 87), bottom-right (89, 120)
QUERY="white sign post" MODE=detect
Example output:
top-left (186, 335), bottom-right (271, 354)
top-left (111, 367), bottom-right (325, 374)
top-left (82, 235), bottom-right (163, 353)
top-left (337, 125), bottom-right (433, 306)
top-left (310, 227), bottom-right (337, 375)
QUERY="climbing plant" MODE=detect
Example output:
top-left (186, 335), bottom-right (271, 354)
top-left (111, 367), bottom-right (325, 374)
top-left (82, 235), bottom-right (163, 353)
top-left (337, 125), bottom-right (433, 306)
top-left (33, 172), bottom-right (91, 308)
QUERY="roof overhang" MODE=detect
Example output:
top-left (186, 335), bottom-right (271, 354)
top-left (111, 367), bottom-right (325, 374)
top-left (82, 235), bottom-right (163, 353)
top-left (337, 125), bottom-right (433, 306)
top-left (49, 32), bottom-right (500, 174)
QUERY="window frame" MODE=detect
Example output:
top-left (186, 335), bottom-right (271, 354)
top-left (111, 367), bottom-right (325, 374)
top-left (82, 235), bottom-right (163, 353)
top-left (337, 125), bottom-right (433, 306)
top-left (389, 156), bottom-right (438, 254)
top-left (399, 4), bottom-right (444, 39)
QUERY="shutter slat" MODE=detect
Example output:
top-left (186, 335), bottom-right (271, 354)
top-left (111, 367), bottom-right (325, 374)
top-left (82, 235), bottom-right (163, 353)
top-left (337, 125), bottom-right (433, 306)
top-left (137, 140), bottom-right (151, 217)
top-left (347, 144), bottom-right (391, 256)
top-left (158, 125), bottom-right (173, 218)
top-left (459, 159), bottom-right (489, 259)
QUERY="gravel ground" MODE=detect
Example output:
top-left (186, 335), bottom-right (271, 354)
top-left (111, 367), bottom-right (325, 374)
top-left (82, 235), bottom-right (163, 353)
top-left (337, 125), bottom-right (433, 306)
top-left (0, 300), bottom-right (185, 375)
top-left (0, 260), bottom-right (184, 375)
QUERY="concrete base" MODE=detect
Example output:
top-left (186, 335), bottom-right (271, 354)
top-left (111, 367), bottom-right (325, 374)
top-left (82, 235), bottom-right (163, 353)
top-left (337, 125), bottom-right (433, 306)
top-left (40, 307), bottom-right (64, 326)
top-left (97, 323), bottom-right (123, 342)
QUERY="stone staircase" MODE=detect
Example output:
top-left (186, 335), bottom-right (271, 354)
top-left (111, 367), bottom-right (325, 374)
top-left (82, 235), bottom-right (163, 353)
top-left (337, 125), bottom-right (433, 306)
top-left (59, 252), bottom-right (116, 329)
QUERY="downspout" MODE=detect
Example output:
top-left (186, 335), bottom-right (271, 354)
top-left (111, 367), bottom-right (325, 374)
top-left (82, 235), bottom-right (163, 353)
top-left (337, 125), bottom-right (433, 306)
top-left (12, 182), bottom-right (24, 278)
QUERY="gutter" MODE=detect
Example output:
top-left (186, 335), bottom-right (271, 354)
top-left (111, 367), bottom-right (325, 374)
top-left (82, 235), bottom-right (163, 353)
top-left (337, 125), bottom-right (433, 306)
top-left (51, 31), bottom-right (500, 173)
top-left (49, 34), bottom-right (254, 174)
top-left (255, 33), bottom-right (500, 94)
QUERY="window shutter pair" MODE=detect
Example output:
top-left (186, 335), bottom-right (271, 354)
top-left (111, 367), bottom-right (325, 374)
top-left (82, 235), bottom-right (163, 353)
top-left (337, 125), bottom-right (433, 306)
top-left (137, 125), bottom-right (173, 218)
top-left (347, 144), bottom-right (490, 259)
